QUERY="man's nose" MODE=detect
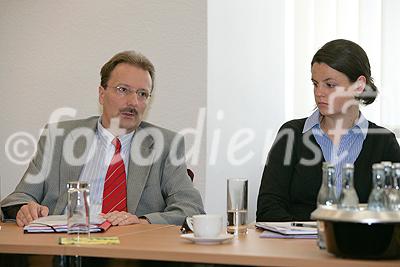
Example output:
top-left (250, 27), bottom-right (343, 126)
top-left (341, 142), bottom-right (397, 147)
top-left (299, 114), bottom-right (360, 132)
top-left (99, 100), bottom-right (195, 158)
top-left (126, 91), bottom-right (139, 106)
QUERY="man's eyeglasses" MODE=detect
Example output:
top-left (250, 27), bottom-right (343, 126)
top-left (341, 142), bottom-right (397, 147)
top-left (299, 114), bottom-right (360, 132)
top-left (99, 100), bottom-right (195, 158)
top-left (106, 85), bottom-right (151, 101)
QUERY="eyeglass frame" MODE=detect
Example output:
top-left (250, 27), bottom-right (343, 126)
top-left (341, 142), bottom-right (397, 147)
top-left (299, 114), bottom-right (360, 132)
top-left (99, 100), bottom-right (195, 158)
top-left (104, 85), bottom-right (152, 101)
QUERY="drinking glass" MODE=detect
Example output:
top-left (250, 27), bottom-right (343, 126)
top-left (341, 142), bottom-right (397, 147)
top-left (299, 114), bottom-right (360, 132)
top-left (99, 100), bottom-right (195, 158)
top-left (67, 181), bottom-right (90, 238)
top-left (227, 178), bottom-right (248, 235)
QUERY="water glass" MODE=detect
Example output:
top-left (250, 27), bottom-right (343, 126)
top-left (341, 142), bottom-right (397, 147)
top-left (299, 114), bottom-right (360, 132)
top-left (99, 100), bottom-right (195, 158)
top-left (67, 181), bottom-right (90, 237)
top-left (227, 178), bottom-right (248, 235)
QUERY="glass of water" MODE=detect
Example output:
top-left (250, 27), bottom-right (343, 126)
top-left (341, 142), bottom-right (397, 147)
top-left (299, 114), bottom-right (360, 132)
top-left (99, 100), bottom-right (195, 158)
top-left (227, 178), bottom-right (248, 235)
top-left (67, 181), bottom-right (90, 238)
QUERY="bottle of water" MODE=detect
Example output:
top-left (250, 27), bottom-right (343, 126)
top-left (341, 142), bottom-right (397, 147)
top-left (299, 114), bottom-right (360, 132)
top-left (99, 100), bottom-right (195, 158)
top-left (316, 162), bottom-right (337, 249)
top-left (381, 161), bottom-right (393, 208)
top-left (368, 163), bottom-right (386, 211)
top-left (387, 163), bottom-right (400, 211)
top-left (338, 163), bottom-right (359, 210)
top-left (317, 162), bottom-right (337, 207)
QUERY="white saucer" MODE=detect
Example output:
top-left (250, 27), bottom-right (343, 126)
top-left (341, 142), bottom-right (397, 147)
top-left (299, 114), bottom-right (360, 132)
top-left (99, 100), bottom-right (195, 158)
top-left (180, 233), bottom-right (233, 244)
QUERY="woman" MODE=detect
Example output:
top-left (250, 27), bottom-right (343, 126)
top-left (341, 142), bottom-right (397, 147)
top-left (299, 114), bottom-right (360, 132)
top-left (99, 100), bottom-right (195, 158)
top-left (256, 39), bottom-right (400, 222)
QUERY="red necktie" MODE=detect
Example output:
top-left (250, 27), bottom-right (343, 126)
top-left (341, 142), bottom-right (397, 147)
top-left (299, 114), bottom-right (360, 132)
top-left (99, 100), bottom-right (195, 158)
top-left (102, 138), bottom-right (127, 213)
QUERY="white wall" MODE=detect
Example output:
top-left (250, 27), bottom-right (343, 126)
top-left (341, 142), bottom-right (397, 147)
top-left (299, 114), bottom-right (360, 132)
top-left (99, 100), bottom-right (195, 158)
top-left (381, 0), bottom-right (400, 129)
top-left (207, 0), bottom-right (285, 222)
top-left (0, 0), bottom-right (288, 223)
top-left (0, 0), bottom-right (207, 199)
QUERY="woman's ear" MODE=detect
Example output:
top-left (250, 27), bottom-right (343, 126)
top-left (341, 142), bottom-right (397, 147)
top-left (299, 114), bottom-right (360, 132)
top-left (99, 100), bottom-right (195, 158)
top-left (355, 76), bottom-right (367, 93)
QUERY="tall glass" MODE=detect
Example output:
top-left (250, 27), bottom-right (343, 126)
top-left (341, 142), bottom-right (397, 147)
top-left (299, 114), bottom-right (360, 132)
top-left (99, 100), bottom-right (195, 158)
top-left (67, 181), bottom-right (90, 238)
top-left (227, 178), bottom-right (248, 235)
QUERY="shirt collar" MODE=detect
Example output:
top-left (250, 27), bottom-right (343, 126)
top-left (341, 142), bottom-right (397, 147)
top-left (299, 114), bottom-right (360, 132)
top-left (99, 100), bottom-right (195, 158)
top-left (302, 109), bottom-right (369, 139)
top-left (354, 112), bottom-right (368, 139)
top-left (303, 109), bottom-right (320, 133)
top-left (97, 117), bottom-right (135, 147)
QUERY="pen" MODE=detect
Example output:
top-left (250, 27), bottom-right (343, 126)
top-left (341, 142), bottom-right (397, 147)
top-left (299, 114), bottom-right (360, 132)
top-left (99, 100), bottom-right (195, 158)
top-left (291, 222), bottom-right (317, 228)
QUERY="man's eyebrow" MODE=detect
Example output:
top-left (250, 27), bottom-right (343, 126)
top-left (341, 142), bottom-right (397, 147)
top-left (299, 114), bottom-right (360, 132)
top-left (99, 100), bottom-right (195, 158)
top-left (116, 83), bottom-right (131, 87)
top-left (117, 84), bottom-right (150, 91)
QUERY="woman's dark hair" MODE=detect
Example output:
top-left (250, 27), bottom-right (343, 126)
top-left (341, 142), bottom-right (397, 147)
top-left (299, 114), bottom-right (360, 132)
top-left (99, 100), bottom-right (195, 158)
top-left (311, 39), bottom-right (377, 105)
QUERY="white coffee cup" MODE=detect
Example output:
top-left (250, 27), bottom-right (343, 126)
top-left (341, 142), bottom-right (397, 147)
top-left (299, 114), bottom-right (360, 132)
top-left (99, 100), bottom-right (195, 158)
top-left (186, 214), bottom-right (223, 238)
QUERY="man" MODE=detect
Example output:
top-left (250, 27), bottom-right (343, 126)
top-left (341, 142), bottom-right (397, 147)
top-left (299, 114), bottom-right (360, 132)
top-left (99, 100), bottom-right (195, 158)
top-left (1, 51), bottom-right (204, 227)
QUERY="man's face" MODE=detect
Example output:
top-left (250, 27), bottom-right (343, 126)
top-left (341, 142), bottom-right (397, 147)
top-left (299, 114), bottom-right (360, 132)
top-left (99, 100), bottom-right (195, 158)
top-left (99, 63), bottom-right (152, 134)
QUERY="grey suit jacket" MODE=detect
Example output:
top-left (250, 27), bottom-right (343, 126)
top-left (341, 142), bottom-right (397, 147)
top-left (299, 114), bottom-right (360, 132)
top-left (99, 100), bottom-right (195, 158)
top-left (1, 116), bottom-right (204, 225)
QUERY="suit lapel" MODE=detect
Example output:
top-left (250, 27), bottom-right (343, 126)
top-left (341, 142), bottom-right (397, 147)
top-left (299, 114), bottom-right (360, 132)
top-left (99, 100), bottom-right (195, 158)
top-left (54, 118), bottom-right (98, 214)
top-left (126, 125), bottom-right (156, 213)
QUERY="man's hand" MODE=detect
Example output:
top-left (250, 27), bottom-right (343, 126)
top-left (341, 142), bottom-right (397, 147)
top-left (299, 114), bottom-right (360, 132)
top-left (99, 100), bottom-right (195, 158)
top-left (16, 201), bottom-right (49, 227)
top-left (101, 211), bottom-right (150, 226)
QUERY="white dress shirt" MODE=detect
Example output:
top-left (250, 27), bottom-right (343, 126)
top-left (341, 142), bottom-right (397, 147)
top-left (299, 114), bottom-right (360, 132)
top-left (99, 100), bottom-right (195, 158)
top-left (78, 118), bottom-right (134, 219)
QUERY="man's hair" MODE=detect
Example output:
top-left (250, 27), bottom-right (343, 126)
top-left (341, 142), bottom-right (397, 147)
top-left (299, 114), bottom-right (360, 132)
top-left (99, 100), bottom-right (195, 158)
top-left (311, 39), bottom-right (377, 105)
top-left (100, 50), bottom-right (155, 91)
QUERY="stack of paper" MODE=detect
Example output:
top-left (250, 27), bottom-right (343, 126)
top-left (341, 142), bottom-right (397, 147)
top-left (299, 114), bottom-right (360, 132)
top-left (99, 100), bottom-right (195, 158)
top-left (256, 221), bottom-right (317, 239)
top-left (23, 215), bottom-right (110, 233)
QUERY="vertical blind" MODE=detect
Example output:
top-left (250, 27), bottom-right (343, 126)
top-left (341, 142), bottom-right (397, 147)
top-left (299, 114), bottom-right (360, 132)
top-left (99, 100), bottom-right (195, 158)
top-left (284, 0), bottom-right (399, 142)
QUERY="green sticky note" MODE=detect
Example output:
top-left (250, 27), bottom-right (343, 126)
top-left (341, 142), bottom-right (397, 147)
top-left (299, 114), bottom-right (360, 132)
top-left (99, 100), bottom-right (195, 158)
top-left (59, 236), bottom-right (120, 245)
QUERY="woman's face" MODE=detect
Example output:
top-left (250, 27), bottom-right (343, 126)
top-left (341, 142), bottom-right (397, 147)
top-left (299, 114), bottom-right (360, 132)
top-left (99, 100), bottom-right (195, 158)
top-left (311, 63), bottom-right (363, 116)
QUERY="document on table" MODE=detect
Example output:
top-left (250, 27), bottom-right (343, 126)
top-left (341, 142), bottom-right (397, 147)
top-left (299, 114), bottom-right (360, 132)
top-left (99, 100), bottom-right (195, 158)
top-left (256, 221), bottom-right (317, 239)
top-left (23, 215), bottom-right (111, 233)
top-left (59, 236), bottom-right (120, 245)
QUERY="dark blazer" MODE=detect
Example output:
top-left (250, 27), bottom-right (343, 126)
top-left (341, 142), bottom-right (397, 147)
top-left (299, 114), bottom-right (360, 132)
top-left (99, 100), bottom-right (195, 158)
top-left (256, 118), bottom-right (400, 222)
top-left (1, 116), bottom-right (205, 225)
